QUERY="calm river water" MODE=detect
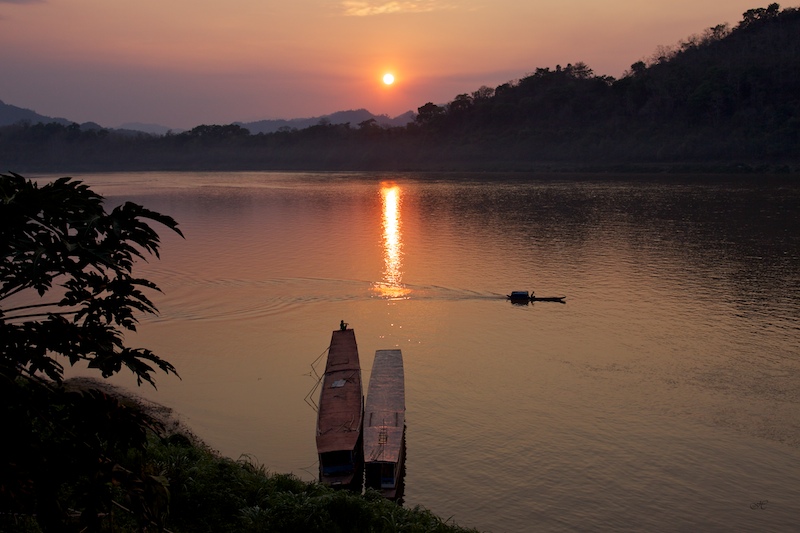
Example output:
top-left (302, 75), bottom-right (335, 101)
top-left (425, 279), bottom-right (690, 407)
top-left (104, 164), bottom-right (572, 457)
top-left (57, 171), bottom-right (799, 532)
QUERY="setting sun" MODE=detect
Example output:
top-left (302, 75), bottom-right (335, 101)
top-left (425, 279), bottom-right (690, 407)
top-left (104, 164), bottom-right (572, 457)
top-left (382, 73), bottom-right (395, 85)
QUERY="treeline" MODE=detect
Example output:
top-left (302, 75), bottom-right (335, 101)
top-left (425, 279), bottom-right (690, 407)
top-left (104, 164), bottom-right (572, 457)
top-left (2, 4), bottom-right (799, 172)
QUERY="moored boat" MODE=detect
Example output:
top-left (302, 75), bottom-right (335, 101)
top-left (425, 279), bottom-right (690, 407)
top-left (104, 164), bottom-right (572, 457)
top-left (316, 328), bottom-right (364, 488)
top-left (364, 349), bottom-right (405, 499)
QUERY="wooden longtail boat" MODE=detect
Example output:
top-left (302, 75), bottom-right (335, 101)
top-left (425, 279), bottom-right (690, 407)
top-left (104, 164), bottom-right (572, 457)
top-left (364, 349), bottom-right (405, 499)
top-left (507, 290), bottom-right (566, 303)
top-left (316, 328), bottom-right (364, 487)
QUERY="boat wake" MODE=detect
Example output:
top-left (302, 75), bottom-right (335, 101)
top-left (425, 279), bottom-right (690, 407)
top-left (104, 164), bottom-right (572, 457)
top-left (141, 272), bottom-right (521, 324)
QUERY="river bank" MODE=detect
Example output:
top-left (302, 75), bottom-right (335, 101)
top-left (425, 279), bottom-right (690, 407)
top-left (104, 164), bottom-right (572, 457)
top-left (46, 378), bottom-right (482, 533)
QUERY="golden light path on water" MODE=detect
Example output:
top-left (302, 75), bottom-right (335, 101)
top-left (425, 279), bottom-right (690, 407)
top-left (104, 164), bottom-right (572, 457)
top-left (373, 183), bottom-right (410, 299)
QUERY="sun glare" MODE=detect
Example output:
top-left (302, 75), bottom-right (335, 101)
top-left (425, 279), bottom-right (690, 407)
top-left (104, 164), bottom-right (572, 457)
top-left (382, 73), bottom-right (395, 85)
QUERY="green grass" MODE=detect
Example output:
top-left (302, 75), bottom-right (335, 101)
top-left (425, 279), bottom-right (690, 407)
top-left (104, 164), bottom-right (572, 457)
top-left (4, 430), bottom-right (481, 533)
top-left (1, 376), bottom-right (481, 533)
top-left (137, 433), bottom-right (481, 533)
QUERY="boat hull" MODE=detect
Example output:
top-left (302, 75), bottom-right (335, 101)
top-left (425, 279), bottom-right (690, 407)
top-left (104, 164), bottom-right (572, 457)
top-left (364, 349), bottom-right (405, 499)
top-left (316, 328), bottom-right (364, 488)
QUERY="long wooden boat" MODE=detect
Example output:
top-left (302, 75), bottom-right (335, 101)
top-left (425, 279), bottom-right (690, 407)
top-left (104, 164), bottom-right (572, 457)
top-left (507, 290), bottom-right (566, 303)
top-left (364, 349), bottom-right (405, 499)
top-left (316, 328), bottom-right (364, 488)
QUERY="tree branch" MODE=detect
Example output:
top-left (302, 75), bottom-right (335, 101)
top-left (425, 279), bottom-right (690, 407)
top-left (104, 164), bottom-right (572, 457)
top-left (3, 302), bottom-right (65, 313)
top-left (4, 310), bottom-right (79, 321)
top-left (0, 285), bottom-right (30, 302)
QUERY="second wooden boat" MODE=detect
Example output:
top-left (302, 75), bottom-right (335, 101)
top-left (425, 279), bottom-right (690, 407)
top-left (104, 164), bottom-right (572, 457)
top-left (364, 349), bottom-right (405, 499)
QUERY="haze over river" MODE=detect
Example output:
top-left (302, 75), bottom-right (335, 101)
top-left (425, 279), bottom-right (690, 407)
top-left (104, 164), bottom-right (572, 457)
top-left (57, 171), bottom-right (799, 532)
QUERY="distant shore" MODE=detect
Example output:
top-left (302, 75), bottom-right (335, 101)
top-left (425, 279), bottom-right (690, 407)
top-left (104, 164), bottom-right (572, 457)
top-left (15, 162), bottom-right (800, 177)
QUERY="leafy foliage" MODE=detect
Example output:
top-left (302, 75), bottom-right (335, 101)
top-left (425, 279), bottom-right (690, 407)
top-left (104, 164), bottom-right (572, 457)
top-left (0, 172), bottom-right (183, 531)
top-left (0, 172), bottom-right (182, 386)
top-left (4, 413), bottom-right (482, 532)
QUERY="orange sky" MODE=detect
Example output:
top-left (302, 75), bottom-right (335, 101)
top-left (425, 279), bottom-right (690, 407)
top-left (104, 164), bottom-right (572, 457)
top-left (0, 0), bottom-right (785, 128)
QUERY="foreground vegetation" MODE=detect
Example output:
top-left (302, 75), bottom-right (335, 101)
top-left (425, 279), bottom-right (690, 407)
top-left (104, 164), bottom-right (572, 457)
top-left (1, 172), bottom-right (182, 531)
top-left (1, 4), bottom-right (798, 172)
top-left (7, 408), bottom-right (478, 533)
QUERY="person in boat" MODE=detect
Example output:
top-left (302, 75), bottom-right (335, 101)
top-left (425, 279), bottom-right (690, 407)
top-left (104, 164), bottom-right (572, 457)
top-left (340, 320), bottom-right (348, 331)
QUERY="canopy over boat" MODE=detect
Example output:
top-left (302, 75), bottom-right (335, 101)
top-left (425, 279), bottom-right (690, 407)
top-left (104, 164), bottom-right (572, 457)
top-left (508, 290), bottom-right (530, 300)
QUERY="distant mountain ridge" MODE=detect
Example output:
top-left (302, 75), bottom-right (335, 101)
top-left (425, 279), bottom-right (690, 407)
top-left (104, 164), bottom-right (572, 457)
top-left (235, 109), bottom-right (415, 134)
top-left (1, 98), bottom-right (415, 135)
top-left (0, 99), bottom-right (72, 127)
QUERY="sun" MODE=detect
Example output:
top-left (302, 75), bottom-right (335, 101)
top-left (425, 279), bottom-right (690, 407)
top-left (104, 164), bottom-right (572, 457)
top-left (382, 73), bottom-right (395, 85)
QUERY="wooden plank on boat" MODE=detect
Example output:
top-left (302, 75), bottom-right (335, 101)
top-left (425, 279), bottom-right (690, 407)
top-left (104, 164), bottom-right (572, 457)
top-left (364, 349), bottom-right (405, 465)
top-left (316, 329), bottom-right (363, 455)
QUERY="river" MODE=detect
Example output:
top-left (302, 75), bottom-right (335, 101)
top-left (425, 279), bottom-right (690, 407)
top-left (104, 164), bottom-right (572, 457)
top-left (53, 171), bottom-right (800, 532)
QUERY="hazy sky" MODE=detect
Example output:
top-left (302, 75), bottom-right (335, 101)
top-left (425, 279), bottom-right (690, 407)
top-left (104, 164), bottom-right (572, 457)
top-left (0, 0), bottom-right (778, 128)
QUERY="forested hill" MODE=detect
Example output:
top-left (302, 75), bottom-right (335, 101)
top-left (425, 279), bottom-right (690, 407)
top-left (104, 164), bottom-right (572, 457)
top-left (411, 3), bottom-right (800, 164)
top-left (410, 4), bottom-right (800, 166)
top-left (2, 4), bottom-right (798, 172)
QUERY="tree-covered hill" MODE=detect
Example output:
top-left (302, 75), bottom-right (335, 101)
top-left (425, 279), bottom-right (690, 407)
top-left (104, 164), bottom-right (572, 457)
top-left (1, 3), bottom-right (798, 172)
top-left (408, 3), bottom-right (799, 167)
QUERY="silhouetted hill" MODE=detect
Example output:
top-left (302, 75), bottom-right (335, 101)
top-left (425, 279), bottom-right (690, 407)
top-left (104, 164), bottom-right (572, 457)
top-left (1, 4), bottom-right (798, 172)
top-left (236, 109), bottom-right (414, 134)
top-left (405, 3), bottom-right (800, 166)
top-left (0, 99), bottom-right (71, 127)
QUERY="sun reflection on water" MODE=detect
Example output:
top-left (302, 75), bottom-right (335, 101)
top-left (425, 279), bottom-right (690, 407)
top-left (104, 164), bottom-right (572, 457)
top-left (373, 183), bottom-right (410, 299)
